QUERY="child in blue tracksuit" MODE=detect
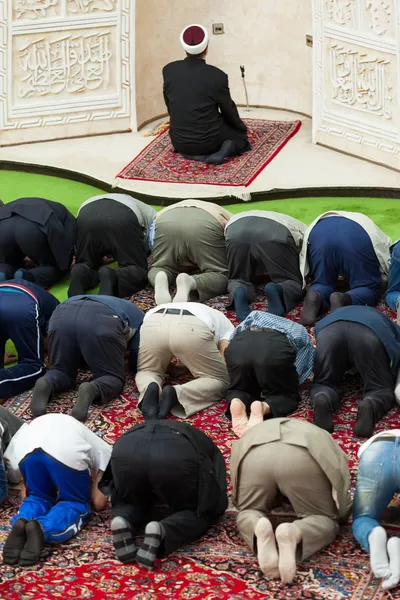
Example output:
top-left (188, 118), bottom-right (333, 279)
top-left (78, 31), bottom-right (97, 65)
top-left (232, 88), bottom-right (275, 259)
top-left (0, 279), bottom-right (59, 399)
top-left (2, 412), bottom-right (111, 566)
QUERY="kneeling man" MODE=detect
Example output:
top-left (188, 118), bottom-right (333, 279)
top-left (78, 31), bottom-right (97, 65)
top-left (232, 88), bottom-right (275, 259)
top-left (2, 413), bottom-right (110, 566)
top-left (163, 25), bottom-right (250, 164)
top-left (101, 420), bottom-right (228, 569)
top-left (136, 302), bottom-right (233, 419)
top-left (30, 295), bottom-right (144, 422)
top-left (231, 418), bottom-right (351, 584)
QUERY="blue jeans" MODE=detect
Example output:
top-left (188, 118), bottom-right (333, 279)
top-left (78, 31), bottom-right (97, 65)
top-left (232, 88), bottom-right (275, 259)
top-left (12, 449), bottom-right (91, 544)
top-left (386, 241), bottom-right (400, 311)
top-left (352, 438), bottom-right (400, 552)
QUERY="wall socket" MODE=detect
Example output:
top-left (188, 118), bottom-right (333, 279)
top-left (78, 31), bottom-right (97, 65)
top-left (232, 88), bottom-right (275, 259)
top-left (306, 34), bottom-right (313, 47)
top-left (212, 23), bottom-right (224, 35)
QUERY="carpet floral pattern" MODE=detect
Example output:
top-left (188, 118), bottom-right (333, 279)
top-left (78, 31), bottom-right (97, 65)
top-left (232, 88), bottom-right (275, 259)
top-left (116, 119), bottom-right (301, 187)
top-left (1, 289), bottom-right (400, 600)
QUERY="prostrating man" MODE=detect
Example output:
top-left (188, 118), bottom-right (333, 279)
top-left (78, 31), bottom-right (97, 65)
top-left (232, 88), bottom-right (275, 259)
top-left (136, 302), bottom-right (233, 420)
top-left (163, 24), bottom-right (250, 165)
top-left (30, 295), bottom-right (144, 422)
top-left (386, 240), bottom-right (400, 323)
top-left (69, 194), bottom-right (156, 298)
top-left (101, 420), bottom-right (228, 569)
top-left (225, 311), bottom-right (314, 437)
top-left (0, 405), bottom-right (25, 505)
top-left (149, 200), bottom-right (231, 305)
top-left (299, 211), bottom-right (391, 326)
top-left (0, 197), bottom-right (76, 288)
top-left (0, 279), bottom-right (59, 399)
top-left (353, 430), bottom-right (400, 591)
top-left (225, 211), bottom-right (306, 320)
top-left (311, 306), bottom-right (400, 438)
top-left (2, 413), bottom-right (110, 566)
top-left (231, 418), bottom-right (351, 584)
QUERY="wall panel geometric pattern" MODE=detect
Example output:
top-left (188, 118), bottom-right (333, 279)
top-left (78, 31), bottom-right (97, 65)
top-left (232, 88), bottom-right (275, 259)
top-left (0, 0), bottom-right (133, 145)
top-left (313, 0), bottom-right (400, 170)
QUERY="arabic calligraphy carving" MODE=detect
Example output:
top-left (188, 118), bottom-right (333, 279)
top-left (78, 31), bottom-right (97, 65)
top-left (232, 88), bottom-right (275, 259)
top-left (363, 0), bottom-right (393, 36)
top-left (67, 0), bottom-right (117, 13)
top-left (329, 44), bottom-right (393, 119)
top-left (325, 0), bottom-right (356, 26)
top-left (14, 0), bottom-right (59, 20)
top-left (16, 31), bottom-right (113, 99)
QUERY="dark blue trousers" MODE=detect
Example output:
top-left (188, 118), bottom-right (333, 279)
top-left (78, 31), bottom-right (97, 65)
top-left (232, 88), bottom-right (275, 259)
top-left (0, 291), bottom-right (45, 398)
top-left (308, 217), bottom-right (381, 311)
top-left (12, 449), bottom-right (91, 543)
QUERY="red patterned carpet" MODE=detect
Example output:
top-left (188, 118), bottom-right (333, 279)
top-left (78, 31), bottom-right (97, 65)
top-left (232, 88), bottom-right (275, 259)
top-left (117, 119), bottom-right (301, 187)
top-left (1, 289), bottom-right (400, 600)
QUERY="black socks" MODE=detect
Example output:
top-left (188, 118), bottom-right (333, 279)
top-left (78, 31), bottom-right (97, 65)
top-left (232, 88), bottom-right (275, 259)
top-left (233, 286), bottom-right (251, 322)
top-left (206, 140), bottom-right (236, 165)
top-left (140, 383), bottom-right (160, 421)
top-left (3, 519), bottom-right (44, 566)
top-left (354, 397), bottom-right (376, 438)
top-left (3, 519), bottom-right (27, 565)
top-left (30, 378), bottom-right (53, 417)
top-left (313, 392), bottom-right (334, 433)
top-left (158, 386), bottom-right (178, 419)
top-left (300, 289), bottom-right (322, 326)
top-left (330, 292), bottom-right (352, 312)
top-left (71, 382), bottom-right (100, 422)
top-left (68, 264), bottom-right (99, 298)
top-left (98, 266), bottom-right (118, 296)
top-left (264, 283), bottom-right (286, 316)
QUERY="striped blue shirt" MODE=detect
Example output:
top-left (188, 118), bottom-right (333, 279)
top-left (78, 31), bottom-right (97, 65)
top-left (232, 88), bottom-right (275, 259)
top-left (229, 311), bottom-right (314, 383)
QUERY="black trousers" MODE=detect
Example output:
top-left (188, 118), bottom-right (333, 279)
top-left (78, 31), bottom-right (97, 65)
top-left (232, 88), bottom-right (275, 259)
top-left (111, 424), bottom-right (225, 557)
top-left (74, 200), bottom-right (148, 297)
top-left (44, 299), bottom-right (126, 403)
top-left (225, 330), bottom-right (301, 418)
top-left (312, 321), bottom-right (395, 419)
top-left (172, 121), bottom-right (250, 156)
top-left (225, 217), bottom-right (303, 312)
top-left (0, 215), bottom-right (64, 288)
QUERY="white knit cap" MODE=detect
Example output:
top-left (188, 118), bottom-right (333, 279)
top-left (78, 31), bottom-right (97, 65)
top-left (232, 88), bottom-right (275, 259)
top-left (180, 24), bottom-right (209, 55)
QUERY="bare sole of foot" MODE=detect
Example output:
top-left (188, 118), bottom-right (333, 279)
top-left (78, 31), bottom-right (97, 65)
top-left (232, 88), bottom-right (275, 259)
top-left (276, 522), bottom-right (301, 584)
top-left (247, 401), bottom-right (265, 430)
top-left (254, 517), bottom-right (280, 579)
top-left (230, 398), bottom-right (249, 438)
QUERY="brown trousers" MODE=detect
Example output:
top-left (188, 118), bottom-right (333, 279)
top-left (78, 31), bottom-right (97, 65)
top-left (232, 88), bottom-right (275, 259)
top-left (135, 313), bottom-right (229, 417)
top-left (235, 441), bottom-right (339, 561)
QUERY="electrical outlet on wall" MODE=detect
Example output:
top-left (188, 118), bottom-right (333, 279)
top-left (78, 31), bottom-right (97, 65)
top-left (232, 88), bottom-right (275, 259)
top-left (212, 23), bottom-right (224, 35)
top-left (306, 34), bottom-right (313, 47)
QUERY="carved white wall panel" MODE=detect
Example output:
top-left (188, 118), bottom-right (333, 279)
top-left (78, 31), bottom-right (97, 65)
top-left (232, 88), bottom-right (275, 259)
top-left (0, 0), bottom-right (135, 145)
top-left (314, 0), bottom-right (400, 170)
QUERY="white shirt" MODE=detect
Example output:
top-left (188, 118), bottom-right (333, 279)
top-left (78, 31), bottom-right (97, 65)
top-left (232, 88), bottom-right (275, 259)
top-left (4, 414), bottom-right (112, 483)
top-left (299, 211), bottom-right (392, 287)
top-left (225, 210), bottom-right (307, 248)
top-left (145, 302), bottom-right (234, 343)
top-left (358, 430), bottom-right (400, 458)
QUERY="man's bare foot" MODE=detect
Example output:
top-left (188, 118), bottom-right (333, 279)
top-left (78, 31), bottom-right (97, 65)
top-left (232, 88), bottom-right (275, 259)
top-left (275, 522), bottom-right (302, 584)
top-left (254, 517), bottom-right (280, 579)
top-left (247, 401), bottom-right (270, 430)
top-left (230, 398), bottom-right (249, 438)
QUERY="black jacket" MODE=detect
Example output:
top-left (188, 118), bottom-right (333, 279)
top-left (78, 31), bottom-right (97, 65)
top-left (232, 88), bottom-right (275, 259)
top-left (0, 198), bottom-right (76, 271)
top-left (163, 57), bottom-right (248, 155)
top-left (100, 420), bottom-right (228, 516)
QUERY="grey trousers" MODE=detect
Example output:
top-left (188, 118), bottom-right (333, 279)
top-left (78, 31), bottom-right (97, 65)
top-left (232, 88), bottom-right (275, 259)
top-left (225, 217), bottom-right (303, 312)
top-left (235, 441), bottom-right (339, 562)
top-left (148, 208), bottom-right (228, 302)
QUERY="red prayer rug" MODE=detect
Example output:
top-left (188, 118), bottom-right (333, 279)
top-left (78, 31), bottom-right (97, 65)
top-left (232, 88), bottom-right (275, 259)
top-left (1, 289), bottom-right (400, 599)
top-left (117, 119), bottom-right (301, 187)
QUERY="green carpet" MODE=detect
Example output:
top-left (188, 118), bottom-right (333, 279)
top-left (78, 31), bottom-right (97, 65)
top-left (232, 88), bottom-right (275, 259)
top-left (1, 169), bottom-right (399, 302)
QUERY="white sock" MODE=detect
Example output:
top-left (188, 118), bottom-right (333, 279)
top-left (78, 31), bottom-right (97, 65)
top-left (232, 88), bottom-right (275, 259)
top-left (369, 526), bottom-right (391, 579)
top-left (382, 537), bottom-right (400, 590)
top-left (173, 273), bottom-right (196, 303)
top-left (154, 272), bottom-right (172, 305)
top-left (254, 517), bottom-right (279, 579)
top-left (275, 522), bottom-right (302, 584)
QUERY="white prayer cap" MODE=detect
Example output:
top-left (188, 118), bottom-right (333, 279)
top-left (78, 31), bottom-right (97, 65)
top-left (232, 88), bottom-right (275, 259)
top-left (180, 24), bottom-right (209, 55)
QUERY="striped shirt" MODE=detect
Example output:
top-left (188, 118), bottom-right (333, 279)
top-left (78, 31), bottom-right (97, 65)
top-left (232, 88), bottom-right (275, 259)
top-left (229, 311), bottom-right (314, 383)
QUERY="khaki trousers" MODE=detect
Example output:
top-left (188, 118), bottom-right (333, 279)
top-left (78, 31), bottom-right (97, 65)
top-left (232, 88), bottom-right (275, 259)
top-left (135, 313), bottom-right (229, 417)
top-left (235, 441), bottom-right (339, 561)
top-left (148, 208), bottom-right (228, 302)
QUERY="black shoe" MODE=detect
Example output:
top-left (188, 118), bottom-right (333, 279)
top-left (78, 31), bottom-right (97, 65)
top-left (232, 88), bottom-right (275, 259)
top-left (68, 263), bottom-right (99, 297)
top-left (140, 382), bottom-right (160, 421)
top-left (71, 382), bottom-right (99, 422)
top-left (30, 378), bottom-right (53, 417)
top-left (354, 397), bottom-right (376, 438)
top-left (300, 289), bottom-right (322, 326)
top-left (330, 292), bottom-right (352, 312)
top-left (158, 386), bottom-right (178, 419)
top-left (205, 140), bottom-right (235, 165)
top-left (98, 266), bottom-right (118, 296)
top-left (313, 392), bottom-right (334, 433)
top-left (19, 520), bottom-right (44, 566)
top-left (3, 519), bottom-right (27, 565)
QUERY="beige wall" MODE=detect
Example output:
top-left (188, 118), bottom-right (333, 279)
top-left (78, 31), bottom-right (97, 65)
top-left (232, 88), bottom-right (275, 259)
top-left (135, 0), bottom-right (313, 128)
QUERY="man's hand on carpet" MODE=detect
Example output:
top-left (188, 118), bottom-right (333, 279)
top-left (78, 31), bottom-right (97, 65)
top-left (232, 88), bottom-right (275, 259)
top-left (4, 352), bottom-right (17, 365)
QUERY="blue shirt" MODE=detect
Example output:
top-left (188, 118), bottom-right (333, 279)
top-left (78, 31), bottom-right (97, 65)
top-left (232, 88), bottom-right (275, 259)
top-left (66, 295), bottom-right (144, 372)
top-left (315, 306), bottom-right (400, 376)
top-left (0, 279), bottom-right (59, 335)
top-left (230, 311), bottom-right (314, 383)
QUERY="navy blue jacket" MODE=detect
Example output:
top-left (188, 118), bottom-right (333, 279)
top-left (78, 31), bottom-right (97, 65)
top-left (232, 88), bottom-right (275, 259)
top-left (315, 306), bottom-right (400, 375)
top-left (0, 279), bottom-right (59, 335)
